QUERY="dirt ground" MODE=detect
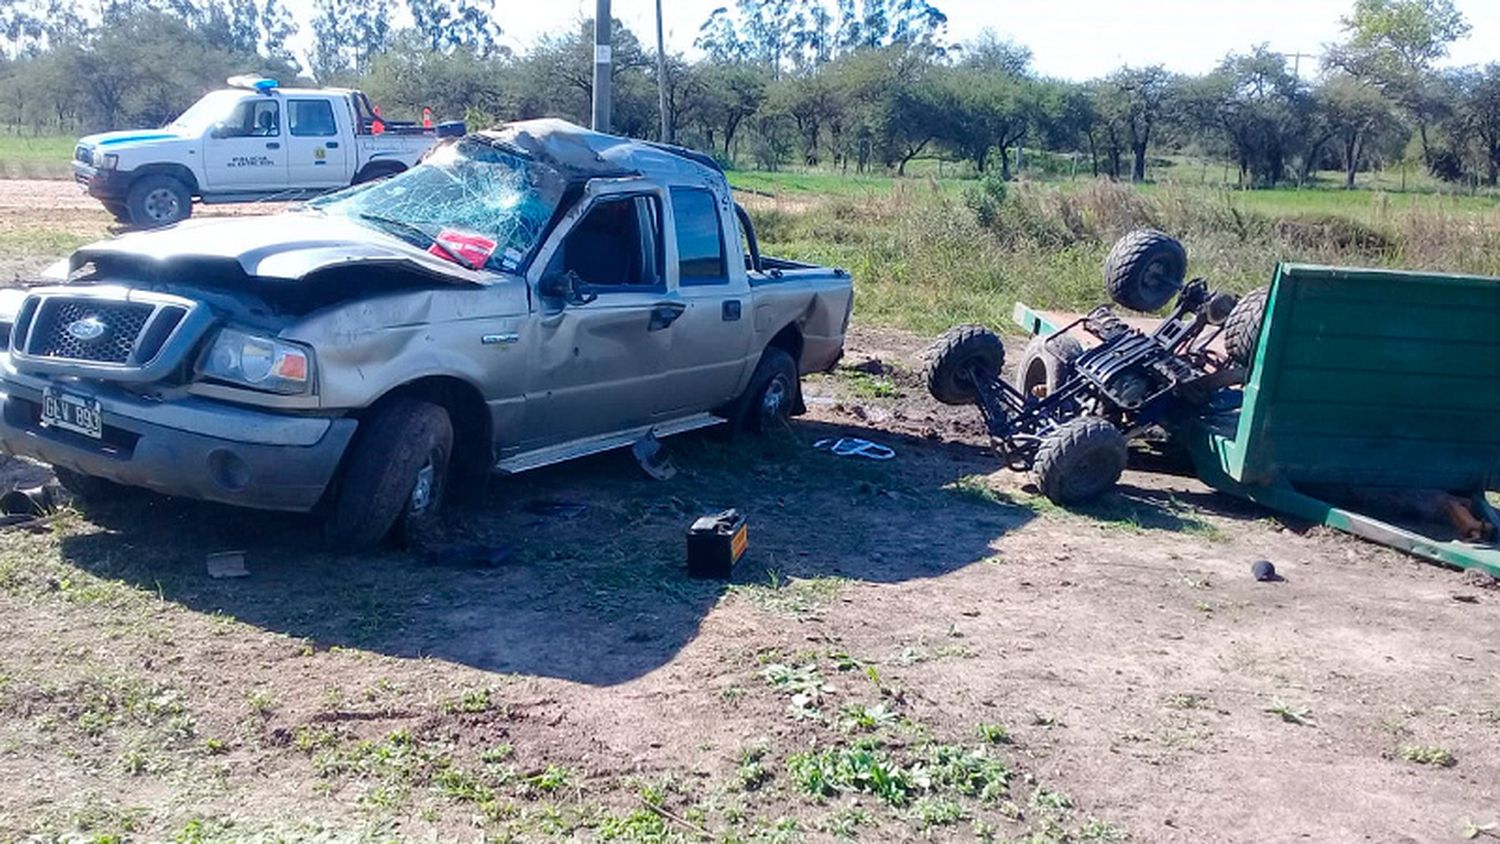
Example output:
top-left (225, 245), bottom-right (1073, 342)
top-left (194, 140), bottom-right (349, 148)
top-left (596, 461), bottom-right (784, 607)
top-left (0, 193), bottom-right (1497, 843)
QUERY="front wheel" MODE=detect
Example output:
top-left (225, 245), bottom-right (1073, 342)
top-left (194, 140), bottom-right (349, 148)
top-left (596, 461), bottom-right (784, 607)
top-left (125, 175), bottom-right (191, 227)
top-left (324, 399), bottom-right (453, 550)
top-left (1104, 229), bottom-right (1186, 313)
top-left (1223, 286), bottom-right (1269, 367)
top-left (52, 466), bottom-right (132, 503)
top-left (1015, 333), bottom-right (1084, 399)
top-left (1032, 417), bottom-right (1128, 505)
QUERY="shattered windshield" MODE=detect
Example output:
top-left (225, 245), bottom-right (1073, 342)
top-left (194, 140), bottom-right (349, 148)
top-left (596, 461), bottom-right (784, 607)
top-left (308, 137), bottom-right (566, 273)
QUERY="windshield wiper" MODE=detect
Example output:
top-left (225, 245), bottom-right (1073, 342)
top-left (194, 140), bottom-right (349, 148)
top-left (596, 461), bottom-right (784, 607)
top-left (354, 212), bottom-right (468, 268)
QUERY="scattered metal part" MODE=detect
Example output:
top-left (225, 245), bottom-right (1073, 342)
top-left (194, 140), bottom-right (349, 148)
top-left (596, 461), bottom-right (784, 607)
top-left (206, 550), bottom-right (250, 579)
top-left (1251, 560), bottom-right (1280, 582)
top-left (631, 430), bottom-right (677, 480)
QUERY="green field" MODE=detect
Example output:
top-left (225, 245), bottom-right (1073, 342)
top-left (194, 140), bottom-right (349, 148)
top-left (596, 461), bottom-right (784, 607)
top-left (0, 132), bottom-right (75, 178)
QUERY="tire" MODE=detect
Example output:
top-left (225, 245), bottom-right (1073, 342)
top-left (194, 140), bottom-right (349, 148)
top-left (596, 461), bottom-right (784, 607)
top-left (52, 466), bottom-right (130, 502)
top-left (1033, 417), bottom-right (1128, 505)
top-left (1224, 286), bottom-right (1269, 367)
top-left (125, 175), bottom-right (191, 227)
top-left (353, 163), bottom-right (405, 185)
top-left (101, 200), bottom-right (130, 223)
top-left (737, 346), bottom-right (801, 432)
top-left (1015, 333), bottom-right (1084, 398)
top-left (924, 325), bottom-right (1005, 406)
top-left (323, 398), bottom-right (453, 550)
top-left (1104, 229), bottom-right (1187, 313)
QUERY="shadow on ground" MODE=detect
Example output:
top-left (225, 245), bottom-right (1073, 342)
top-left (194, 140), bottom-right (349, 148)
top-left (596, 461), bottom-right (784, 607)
top-left (52, 418), bottom-right (1273, 685)
top-left (54, 420), bottom-right (1029, 685)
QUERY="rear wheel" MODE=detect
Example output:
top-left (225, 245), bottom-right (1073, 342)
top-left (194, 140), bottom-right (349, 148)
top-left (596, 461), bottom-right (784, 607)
top-left (125, 175), bottom-right (191, 227)
top-left (1033, 417), bottom-right (1128, 505)
top-left (736, 346), bottom-right (801, 432)
top-left (100, 200), bottom-right (130, 223)
top-left (925, 325), bottom-right (1005, 406)
top-left (1224, 286), bottom-right (1269, 367)
top-left (1104, 229), bottom-right (1187, 313)
top-left (324, 399), bottom-right (453, 550)
top-left (1015, 334), bottom-right (1084, 398)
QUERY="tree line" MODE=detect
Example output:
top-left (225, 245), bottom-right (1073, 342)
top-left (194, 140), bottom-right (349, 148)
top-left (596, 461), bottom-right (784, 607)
top-left (2, 0), bottom-right (1498, 189)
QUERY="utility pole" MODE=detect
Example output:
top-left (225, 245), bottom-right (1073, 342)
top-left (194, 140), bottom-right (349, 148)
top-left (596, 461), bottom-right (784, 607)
top-left (656, 0), bottom-right (670, 142)
top-left (592, 0), bottom-right (612, 132)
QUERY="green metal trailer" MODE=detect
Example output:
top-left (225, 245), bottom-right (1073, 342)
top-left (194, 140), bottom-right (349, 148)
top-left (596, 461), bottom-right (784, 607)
top-left (1016, 263), bottom-right (1500, 579)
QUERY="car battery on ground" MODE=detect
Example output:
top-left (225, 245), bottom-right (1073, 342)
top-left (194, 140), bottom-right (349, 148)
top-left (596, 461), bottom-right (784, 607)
top-left (687, 509), bottom-right (748, 579)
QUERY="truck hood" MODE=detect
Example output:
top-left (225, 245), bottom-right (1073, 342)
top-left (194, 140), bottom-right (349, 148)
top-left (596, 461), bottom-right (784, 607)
top-left (70, 212), bottom-right (489, 284)
top-left (78, 129), bottom-right (191, 151)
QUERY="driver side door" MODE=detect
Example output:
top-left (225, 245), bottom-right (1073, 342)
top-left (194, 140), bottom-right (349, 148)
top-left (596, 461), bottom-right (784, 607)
top-left (520, 187), bottom-right (678, 448)
top-left (203, 97), bottom-right (289, 190)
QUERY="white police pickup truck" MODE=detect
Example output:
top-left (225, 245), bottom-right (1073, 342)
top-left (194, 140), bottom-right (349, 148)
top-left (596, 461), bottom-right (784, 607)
top-left (72, 76), bottom-right (463, 227)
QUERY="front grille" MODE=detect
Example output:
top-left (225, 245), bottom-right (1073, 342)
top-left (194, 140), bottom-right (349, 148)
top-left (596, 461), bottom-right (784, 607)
top-left (75, 145), bottom-right (92, 166)
top-left (28, 299), bottom-right (155, 364)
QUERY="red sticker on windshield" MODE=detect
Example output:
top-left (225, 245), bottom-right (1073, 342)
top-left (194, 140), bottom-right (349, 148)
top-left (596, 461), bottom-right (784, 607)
top-left (429, 229), bottom-right (497, 270)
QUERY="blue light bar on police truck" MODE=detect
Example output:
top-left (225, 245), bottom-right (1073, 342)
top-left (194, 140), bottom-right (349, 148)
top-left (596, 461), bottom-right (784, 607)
top-left (226, 75), bottom-right (279, 93)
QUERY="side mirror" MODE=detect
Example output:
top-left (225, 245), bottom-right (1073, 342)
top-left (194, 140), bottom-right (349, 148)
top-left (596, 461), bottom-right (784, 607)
top-left (209, 122), bottom-right (227, 139)
top-left (539, 270), bottom-right (597, 306)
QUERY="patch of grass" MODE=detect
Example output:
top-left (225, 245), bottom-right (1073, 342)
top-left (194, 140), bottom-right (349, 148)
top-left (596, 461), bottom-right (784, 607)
top-left (909, 796), bottom-right (968, 828)
top-left (786, 743), bottom-right (917, 806)
top-left (244, 689), bottom-right (275, 716)
top-left (1397, 745), bottom-right (1456, 767)
top-left (975, 723), bottom-right (1011, 745)
top-left (730, 572), bottom-right (847, 618)
top-left (525, 764), bottom-right (573, 794)
top-left (737, 742), bottom-right (772, 792)
top-left (443, 686), bottom-right (496, 714)
top-left (1163, 693), bottom-right (1213, 710)
top-left (839, 702), bottom-right (901, 732)
top-left (837, 368), bottom-right (898, 399)
top-left (824, 805), bottom-right (876, 837)
top-left (1265, 697), bottom-right (1314, 726)
top-left (923, 744), bottom-right (1013, 802)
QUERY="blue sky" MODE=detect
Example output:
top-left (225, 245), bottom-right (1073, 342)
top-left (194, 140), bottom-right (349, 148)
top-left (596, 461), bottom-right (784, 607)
top-left (289, 0), bottom-right (1500, 80)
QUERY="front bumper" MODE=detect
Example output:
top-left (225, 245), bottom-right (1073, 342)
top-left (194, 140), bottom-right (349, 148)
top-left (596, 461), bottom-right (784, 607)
top-left (72, 162), bottom-right (132, 201)
top-left (0, 373), bottom-right (356, 512)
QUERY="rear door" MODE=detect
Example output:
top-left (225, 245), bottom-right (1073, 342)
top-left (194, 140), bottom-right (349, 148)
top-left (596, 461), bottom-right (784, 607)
top-left (202, 97), bottom-right (288, 190)
top-left (654, 185), bottom-right (755, 416)
top-left (284, 97), bottom-right (348, 188)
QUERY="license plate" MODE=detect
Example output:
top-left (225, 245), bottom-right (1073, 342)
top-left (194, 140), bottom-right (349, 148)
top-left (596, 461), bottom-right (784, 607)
top-left (41, 387), bottom-right (103, 439)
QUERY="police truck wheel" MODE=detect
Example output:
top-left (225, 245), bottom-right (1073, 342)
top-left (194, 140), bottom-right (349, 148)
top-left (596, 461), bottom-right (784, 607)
top-left (1015, 334), bottom-right (1084, 398)
top-left (101, 201), bottom-right (130, 223)
top-left (125, 175), bottom-right (191, 227)
top-left (925, 325), bottom-right (1005, 406)
top-left (1104, 229), bottom-right (1187, 313)
top-left (1033, 417), bottom-right (1128, 505)
top-left (1224, 286), bottom-right (1269, 367)
top-left (324, 399), bottom-right (453, 550)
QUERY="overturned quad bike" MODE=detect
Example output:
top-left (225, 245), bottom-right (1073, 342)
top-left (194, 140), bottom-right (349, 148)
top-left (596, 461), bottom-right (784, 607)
top-left (925, 229), bottom-right (1268, 505)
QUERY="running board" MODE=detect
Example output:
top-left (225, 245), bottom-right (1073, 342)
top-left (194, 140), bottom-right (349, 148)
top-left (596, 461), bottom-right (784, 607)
top-left (494, 413), bottom-right (726, 474)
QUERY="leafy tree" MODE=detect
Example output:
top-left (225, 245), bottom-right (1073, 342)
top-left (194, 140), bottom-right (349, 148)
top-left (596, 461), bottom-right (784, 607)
top-left (1326, 0), bottom-right (1469, 161)
top-left (1102, 65), bottom-right (1172, 182)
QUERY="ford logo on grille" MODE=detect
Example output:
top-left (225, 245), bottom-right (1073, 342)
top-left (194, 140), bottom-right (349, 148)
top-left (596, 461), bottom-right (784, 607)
top-left (66, 316), bottom-right (107, 341)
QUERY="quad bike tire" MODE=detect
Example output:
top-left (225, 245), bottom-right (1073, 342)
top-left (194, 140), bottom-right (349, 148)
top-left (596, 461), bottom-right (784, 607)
top-left (925, 324), bottom-right (1005, 406)
top-left (1223, 286), bottom-right (1269, 367)
top-left (1104, 229), bottom-right (1187, 313)
top-left (1033, 416), bottom-right (1128, 505)
top-left (1015, 334), bottom-right (1084, 398)
top-left (323, 398), bottom-right (453, 550)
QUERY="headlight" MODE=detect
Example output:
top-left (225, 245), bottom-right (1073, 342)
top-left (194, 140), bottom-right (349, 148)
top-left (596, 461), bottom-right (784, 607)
top-left (98, 153), bottom-right (119, 170)
top-left (198, 327), bottom-right (313, 394)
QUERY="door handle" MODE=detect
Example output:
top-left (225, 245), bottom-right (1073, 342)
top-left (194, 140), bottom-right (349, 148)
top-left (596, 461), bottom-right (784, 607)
top-left (266, 142), bottom-right (280, 150)
top-left (648, 302), bottom-right (687, 331)
top-left (326, 141), bottom-right (339, 149)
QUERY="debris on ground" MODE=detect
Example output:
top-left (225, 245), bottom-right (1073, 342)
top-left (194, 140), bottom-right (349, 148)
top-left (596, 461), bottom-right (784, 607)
top-left (205, 551), bottom-right (249, 579)
top-left (1251, 560), bottom-right (1280, 582)
top-left (813, 437), bottom-right (896, 460)
top-left (1459, 569), bottom-right (1500, 590)
top-left (631, 431), bottom-right (677, 480)
top-left (422, 543), bottom-right (513, 569)
top-left (686, 509), bottom-right (749, 579)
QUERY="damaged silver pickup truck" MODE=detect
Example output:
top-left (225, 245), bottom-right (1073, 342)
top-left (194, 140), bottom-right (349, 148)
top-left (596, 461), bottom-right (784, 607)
top-left (0, 120), bottom-right (853, 547)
